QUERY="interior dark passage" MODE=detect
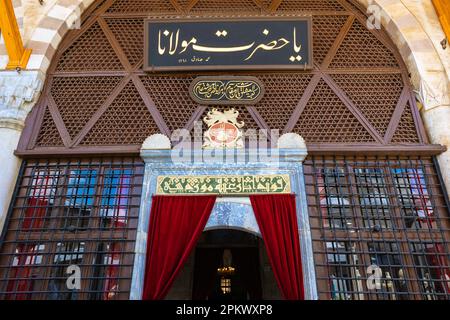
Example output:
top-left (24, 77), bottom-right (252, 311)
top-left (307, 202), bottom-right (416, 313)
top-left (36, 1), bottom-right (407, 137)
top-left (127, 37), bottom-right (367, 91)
top-left (166, 229), bottom-right (282, 300)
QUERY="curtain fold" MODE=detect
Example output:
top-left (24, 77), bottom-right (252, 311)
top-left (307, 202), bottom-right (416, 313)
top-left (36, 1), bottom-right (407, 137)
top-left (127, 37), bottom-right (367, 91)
top-left (142, 195), bottom-right (216, 300)
top-left (250, 194), bottom-right (305, 300)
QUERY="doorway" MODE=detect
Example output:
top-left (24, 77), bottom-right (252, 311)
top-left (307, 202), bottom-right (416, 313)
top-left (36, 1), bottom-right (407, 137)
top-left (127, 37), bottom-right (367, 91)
top-left (192, 229), bottom-right (262, 300)
top-left (165, 229), bottom-right (281, 300)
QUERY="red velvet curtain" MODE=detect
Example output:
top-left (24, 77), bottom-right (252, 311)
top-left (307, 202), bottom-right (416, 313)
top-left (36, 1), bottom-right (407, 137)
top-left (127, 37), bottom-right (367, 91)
top-left (142, 195), bottom-right (216, 300)
top-left (250, 194), bottom-right (304, 300)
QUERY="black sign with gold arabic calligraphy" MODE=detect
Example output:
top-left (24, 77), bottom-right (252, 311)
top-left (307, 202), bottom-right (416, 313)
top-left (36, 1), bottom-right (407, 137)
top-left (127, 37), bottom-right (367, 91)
top-left (156, 175), bottom-right (291, 195)
top-left (144, 18), bottom-right (313, 71)
top-left (189, 76), bottom-right (265, 105)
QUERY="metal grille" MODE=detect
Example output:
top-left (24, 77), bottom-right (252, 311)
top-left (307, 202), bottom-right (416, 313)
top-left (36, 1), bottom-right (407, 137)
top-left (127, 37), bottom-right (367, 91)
top-left (0, 158), bottom-right (144, 300)
top-left (20, 0), bottom-right (426, 155)
top-left (304, 156), bottom-right (450, 300)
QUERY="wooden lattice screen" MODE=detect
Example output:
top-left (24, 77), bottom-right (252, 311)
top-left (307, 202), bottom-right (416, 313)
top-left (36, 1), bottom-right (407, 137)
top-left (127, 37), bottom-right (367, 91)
top-left (16, 0), bottom-right (440, 156)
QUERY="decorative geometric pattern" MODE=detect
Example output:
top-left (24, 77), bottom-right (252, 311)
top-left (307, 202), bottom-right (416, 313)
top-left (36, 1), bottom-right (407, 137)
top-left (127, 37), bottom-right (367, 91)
top-left (50, 76), bottom-right (123, 139)
top-left (81, 81), bottom-right (160, 145)
top-left (329, 19), bottom-right (399, 69)
top-left (190, 0), bottom-right (261, 13)
top-left (330, 73), bottom-right (404, 136)
top-left (27, 0), bottom-right (426, 152)
top-left (56, 22), bottom-right (124, 72)
top-left (36, 106), bottom-right (64, 147)
top-left (313, 15), bottom-right (349, 65)
top-left (139, 74), bottom-right (198, 133)
top-left (106, 18), bottom-right (144, 68)
top-left (293, 79), bottom-right (375, 142)
top-left (275, 0), bottom-right (346, 11)
top-left (106, 0), bottom-right (176, 13)
top-left (391, 103), bottom-right (420, 143)
top-left (255, 73), bottom-right (313, 130)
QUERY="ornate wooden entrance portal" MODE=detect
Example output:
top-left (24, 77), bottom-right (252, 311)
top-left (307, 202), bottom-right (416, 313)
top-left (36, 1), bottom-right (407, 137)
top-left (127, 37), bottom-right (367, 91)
top-left (0, 0), bottom-right (448, 301)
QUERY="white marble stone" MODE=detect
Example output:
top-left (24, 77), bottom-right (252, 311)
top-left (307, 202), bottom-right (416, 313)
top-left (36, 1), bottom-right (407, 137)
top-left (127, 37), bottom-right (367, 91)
top-left (0, 70), bottom-right (44, 124)
top-left (0, 128), bottom-right (22, 232)
top-left (141, 134), bottom-right (171, 150)
top-left (277, 133), bottom-right (307, 150)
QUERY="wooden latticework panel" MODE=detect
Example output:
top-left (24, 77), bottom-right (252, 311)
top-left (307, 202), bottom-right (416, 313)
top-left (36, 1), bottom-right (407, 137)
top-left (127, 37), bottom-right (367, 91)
top-left (329, 19), bottom-right (399, 69)
top-left (255, 73), bottom-right (313, 131)
top-left (330, 73), bottom-right (404, 136)
top-left (391, 103), bottom-right (420, 144)
top-left (275, 0), bottom-right (346, 12)
top-left (189, 0), bottom-right (261, 13)
top-left (313, 15), bottom-right (349, 65)
top-left (139, 74), bottom-right (198, 133)
top-left (293, 79), bottom-right (375, 143)
top-left (81, 81), bottom-right (160, 145)
top-left (106, 0), bottom-right (176, 13)
top-left (50, 76), bottom-right (123, 139)
top-left (56, 22), bottom-right (124, 72)
top-left (19, 0), bottom-right (430, 156)
top-left (35, 107), bottom-right (64, 147)
top-left (105, 18), bottom-right (144, 68)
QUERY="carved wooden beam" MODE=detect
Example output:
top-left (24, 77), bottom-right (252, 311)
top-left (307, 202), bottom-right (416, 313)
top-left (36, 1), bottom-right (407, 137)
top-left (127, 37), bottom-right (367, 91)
top-left (0, 0), bottom-right (31, 70)
top-left (268, 0), bottom-right (283, 12)
top-left (186, 0), bottom-right (200, 12)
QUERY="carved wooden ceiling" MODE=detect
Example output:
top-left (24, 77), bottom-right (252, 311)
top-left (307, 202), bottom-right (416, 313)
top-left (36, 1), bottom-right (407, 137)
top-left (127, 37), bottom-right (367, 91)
top-left (17, 0), bottom-right (444, 157)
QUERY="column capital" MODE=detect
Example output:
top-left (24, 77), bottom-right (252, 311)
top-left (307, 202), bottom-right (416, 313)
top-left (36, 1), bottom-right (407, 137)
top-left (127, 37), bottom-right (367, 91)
top-left (0, 70), bottom-right (44, 128)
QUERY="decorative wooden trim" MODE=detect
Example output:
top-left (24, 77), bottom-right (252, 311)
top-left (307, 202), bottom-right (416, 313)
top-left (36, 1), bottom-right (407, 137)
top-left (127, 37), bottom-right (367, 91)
top-left (47, 95), bottom-right (72, 147)
top-left (56, 11), bottom-right (99, 56)
top-left (20, 97), bottom-right (46, 151)
top-left (306, 144), bottom-right (447, 156)
top-left (321, 15), bottom-right (355, 70)
top-left (268, 0), bottom-right (283, 13)
top-left (169, 0), bottom-right (183, 13)
top-left (186, 0), bottom-right (200, 12)
top-left (13, 144), bottom-right (447, 158)
top-left (97, 17), bottom-right (132, 72)
top-left (383, 87), bottom-right (409, 144)
top-left (408, 94), bottom-right (428, 145)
